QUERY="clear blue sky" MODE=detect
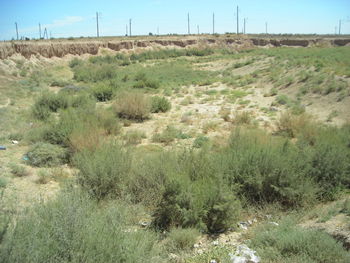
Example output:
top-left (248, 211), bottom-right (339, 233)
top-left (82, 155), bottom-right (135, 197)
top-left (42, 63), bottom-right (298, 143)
top-left (0, 0), bottom-right (349, 40)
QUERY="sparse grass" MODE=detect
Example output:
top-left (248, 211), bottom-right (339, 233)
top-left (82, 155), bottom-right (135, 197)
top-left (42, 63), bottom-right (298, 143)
top-left (232, 111), bottom-right (252, 125)
top-left (251, 218), bottom-right (350, 263)
top-left (166, 228), bottom-right (200, 251)
top-left (202, 121), bottom-right (219, 134)
top-left (123, 130), bottom-right (146, 145)
top-left (9, 163), bottom-right (30, 177)
top-left (152, 125), bottom-right (190, 144)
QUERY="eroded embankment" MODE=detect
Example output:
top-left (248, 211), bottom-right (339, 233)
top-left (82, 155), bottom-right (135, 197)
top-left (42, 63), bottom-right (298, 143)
top-left (1, 37), bottom-right (350, 59)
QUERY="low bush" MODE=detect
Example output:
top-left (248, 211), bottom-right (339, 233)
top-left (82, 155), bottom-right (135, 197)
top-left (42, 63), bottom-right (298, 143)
top-left (166, 228), bottom-right (200, 251)
top-left (91, 84), bottom-right (114, 102)
top-left (26, 142), bottom-right (68, 167)
top-left (123, 130), bottom-right (146, 145)
top-left (193, 135), bottom-right (209, 148)
top-left (150, 96), bottom-right (171, 113)
top-left (0, 189), bottom-right (164, 262)
top-left (222, 128), bottom-right (318, 207)
top-left (232, 111), bottom-right (251, 125)
top-left (73, 143), bottom-right (131, 200)
top-left (251, 218), bottom-right (350, 263)
top-left (152, 126), bottom-right (190, 145)
top-left (152, 175), bottom-right (241, 233)
top-left (9, 163), bottom-right (30, 177)
top-left (32, 91), bottom-right (70, 120)
top-left (114, 92), bottom-right (151, 121)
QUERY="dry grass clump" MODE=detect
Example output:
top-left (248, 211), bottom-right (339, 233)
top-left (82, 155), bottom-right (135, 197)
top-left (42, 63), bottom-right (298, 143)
top-left (276, 111), bottom-right (318, 142)
top-left (114, 92), bottom-right (151, 121)
top-left (232, 111), bottom-right (252, 125)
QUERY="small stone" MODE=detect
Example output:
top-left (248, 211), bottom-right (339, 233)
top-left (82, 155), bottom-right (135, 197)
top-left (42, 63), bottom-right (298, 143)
top-left (193, 243), bottom-right (200, 248)
top-left (212, 240), bottom-right (219, 246)
top-left (210, 260), bottom-right (217, 263)
top-left (269, 222), bottom-right (279, 226)
top-left (12, 140), bottom-right (18, 144)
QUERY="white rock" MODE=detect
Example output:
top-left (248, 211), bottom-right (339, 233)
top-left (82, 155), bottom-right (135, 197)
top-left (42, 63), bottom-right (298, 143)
top-left (212, 240), bottom-right (219, 246)
top-left (269, 222), bottom-right (279, 226)
top-left (210, 260), bottom-right (217, 263)
top-left (12, 140), bottom-right (18, 144)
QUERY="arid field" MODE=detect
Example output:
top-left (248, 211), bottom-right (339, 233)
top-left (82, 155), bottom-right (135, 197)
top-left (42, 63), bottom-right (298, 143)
top-left (0, 35), bottom-right (350, 262)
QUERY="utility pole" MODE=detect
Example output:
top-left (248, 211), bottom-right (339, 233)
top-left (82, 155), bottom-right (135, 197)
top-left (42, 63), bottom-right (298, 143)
top-left (236, 6), bottom-right (239, 34)
top-left (265, 22), bottom-right (268, 34)
top-left (96, 12), bottom-right (99, 37)
top-left (129, 19), bottom-right (132, 36)
top-left (187, 13), bottom-right (190, 34)
top-left (43, 28), bottom-right (48, 39)
top-left (15, 22), bottom-right (19, 40)
top-left (244, 18), bottom-right (246, 34)
top-left (126, 24), bottom-right (128, 36)
top-left (213, 12), bottom-right (215, 34)
top-left (197, 25), bottom-right (200, 35)
top-left (157, 27), bottom-right (159, 36)
top-left (339, 20), bottom-right (341, 35)
top-left (335, 26), bottom-right (337, 35)
top-left (39, 23), bottom-right (41, 39)
top-left (50, 31), bottom-right (52, 39)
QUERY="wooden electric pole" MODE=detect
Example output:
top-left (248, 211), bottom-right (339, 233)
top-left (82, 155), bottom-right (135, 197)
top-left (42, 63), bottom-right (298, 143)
top-left (187, 13), bottom-right (190, 34)
top-left (15, 22), bottom-right (19, 40)
top-left (96, 12), bottom-right (100, 37)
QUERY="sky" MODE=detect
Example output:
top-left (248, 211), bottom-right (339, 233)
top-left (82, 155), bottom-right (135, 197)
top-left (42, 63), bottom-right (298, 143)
top-left (0, 0), bottom-right (349, 40)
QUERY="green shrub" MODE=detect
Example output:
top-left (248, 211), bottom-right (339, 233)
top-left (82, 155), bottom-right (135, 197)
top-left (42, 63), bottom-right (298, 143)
top-left (32, 92), bottom-right (70, 120)
top-left (307, 127), bottom-right (350, 200)
top-left (113, 92), bottom-right (151, 121)
top-left (222, 128), bottom-right (318, 207)
top-left (0, 189), bottom-right (164, 262)
top-left (73, 143), bottom-right (131, 200)
top-left (193, 135), bottom-right (209, 148)
top-left (26, 142), bottom-right (68, 167)
top-left (91, 84), bottom-right (114, 102)
top-left (0, 177), bottom-right (8, 188)
top-left (150, 96), bottom-right (171, 113)
top-left (152, 126), bottom-right (189, 145)
top-left (123, 130), bottom-right (146, 145)
top-left (73, 63), bottom-right (117, 82)
top-left (69, 58), bottom-right (83, 68)
top-left (251, 218), bottom-right (350, 263)
top-left (36, 169), bottom-right (51, 184)
top-left (152, 176), bottom-right (240, 233)
top-left (167, 228), bottom-right (200, 251)
top-left (9, 163), bottom-right (29, 177)
top-left (275, 94), bottom-right (290, 105)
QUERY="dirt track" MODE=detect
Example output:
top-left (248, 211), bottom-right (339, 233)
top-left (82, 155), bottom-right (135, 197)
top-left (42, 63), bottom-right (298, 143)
top-left (1, 35), bottom-right (350, 59)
